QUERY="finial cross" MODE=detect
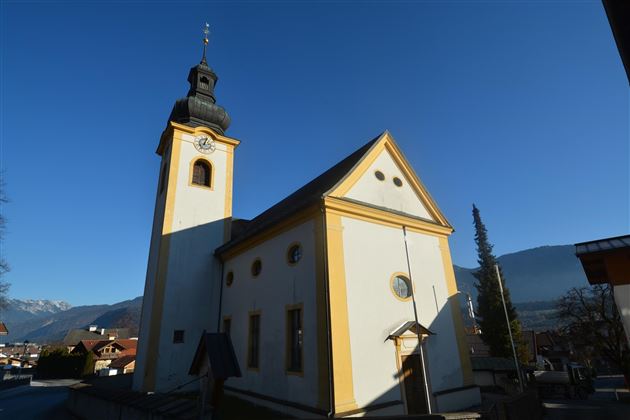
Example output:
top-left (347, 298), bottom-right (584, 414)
top-left (203, 23), bottom-right (210, 45)
top-left (201, 22), bottom-right (210, 64)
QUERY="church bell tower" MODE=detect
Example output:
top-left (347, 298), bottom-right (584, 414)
top-left (133, 25), bottom-right (239, 393)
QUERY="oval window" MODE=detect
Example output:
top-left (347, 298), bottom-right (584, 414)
top-left (393, 177), bottom-right (403, 187)
top-left (226, 271), bottom-right (234, 287)
top-left (391, 275), bottom-right (412, 300)
top-left (287, 244), bottom-right (303, 265)
top-left (374, 170), bottom-right (385, 181)
top-left (251, 259), bottom-right (262, 277)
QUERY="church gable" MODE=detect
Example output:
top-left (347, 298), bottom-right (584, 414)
top-left (327, 133), bottom-right (449, 226)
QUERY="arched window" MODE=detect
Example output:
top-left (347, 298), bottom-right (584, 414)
top-left (199, 76), bottom-right (210, 90)
top-left (192, 159), bottom-right (211, 187)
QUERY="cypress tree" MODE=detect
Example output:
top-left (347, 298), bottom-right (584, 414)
top-left (472, 204), bottom-right (526, 361)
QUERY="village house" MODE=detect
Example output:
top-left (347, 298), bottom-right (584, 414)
top-left (63, 325), bottom-right (131, 352)
top-left (71, 339), bottom-right (137, 374)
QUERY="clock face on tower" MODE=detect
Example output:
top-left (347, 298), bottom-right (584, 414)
top-left (194, 135), bottom-right (216, 154)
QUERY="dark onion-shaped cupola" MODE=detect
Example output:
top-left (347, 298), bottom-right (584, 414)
top-left (168, 24), bottom-right (231, 134)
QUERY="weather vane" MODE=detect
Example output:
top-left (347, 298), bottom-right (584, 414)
top-left (201, 22), bottom-right (210, 64)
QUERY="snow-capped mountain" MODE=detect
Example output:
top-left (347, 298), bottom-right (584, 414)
top-left (2, 299), bottom-right (72, 323)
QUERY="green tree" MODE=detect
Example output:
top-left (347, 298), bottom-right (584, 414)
top-left (472, 204), bottom-right (527, 361)
top-left (557, 285), bottom-right (630, 385)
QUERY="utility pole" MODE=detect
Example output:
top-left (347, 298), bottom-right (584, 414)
top-left (402, 226), bottom-right (433, 413)
top-left (494, 264), bottom-right (524, 393)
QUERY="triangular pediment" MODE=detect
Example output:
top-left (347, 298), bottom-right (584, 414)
top-left (326, 132), bottom-right (451, 227)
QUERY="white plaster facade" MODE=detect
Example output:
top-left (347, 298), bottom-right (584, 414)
top-left (220, 219), bottom-right (323, 410)
top-left (344, 149), bottom-right (433, 220)
top-left (134, 127), bottom-right (234, 393)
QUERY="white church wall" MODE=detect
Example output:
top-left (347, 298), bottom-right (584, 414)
top-left (221, 219), bottom-right (321, 410)
top-left (341, 216), bottom-right (464, 410)
top-left (134, 145), bottom-right (171, 387)
top-left (138, 129), bottom-right (233, 392)
top-left (343, 149), bottom-right (433, 221)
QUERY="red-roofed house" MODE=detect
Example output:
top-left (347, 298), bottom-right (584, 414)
top-left (71, 339), bottom-right (138, 373)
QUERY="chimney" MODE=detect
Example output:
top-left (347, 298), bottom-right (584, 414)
top-left (100, 328), bottom-right (105, 335)
top-left (88, 325), bottom-right (97, 332)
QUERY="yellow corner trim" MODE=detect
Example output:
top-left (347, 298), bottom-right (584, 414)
top-left (325, 212), bottom-right (357, 412)
top-left (328, 132), bottom-right (452, 229)
top-left (219, 206), bottom-right (320, 261)
top-left (438, 236), bottom-right (474, 386)
top-left (324, 196), bottom-right (453, 238)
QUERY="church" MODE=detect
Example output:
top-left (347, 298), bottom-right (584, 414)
top-left (133, 32), bottom-right (481, 417)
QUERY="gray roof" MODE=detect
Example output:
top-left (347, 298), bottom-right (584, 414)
top-left (63, 328), bottom-right (131, 346)
top-left (388, 321), bottom-right (435, 339)
top-left (575, 235), bottom-right (630, 256)
top-left (189, 333), bottom-right (241, 379)
top-left (215, 133), bottom-right (384, 257)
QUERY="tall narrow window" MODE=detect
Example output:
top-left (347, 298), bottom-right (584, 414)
top-left (192, 160), bottom-right (211, 187)
top-left (287, 306), bottom-right (303, 372)
top-left (248, 313), bottom-right (261, 369)
top-left (223, 318), bottom-right (231, 337)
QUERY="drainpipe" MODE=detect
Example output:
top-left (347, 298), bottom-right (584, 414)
top-left (216, 258), bottom-right (225, 333)
top-left (402, 226), bottom-right (433, 414)
top-left (320, 206), bottom-right (335, 418)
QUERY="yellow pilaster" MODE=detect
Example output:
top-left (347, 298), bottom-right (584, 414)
top-left (439, 236), bottom-right (474, 386)
top-left (143, 130), bottom-right (182, 391)
top-left (325, 212), bottom-right (357, 413)
top-left (314, 213), bottom-right (331, 410)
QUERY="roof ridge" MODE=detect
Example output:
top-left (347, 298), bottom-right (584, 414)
top-left (215, 132), bottom-right (385, 256)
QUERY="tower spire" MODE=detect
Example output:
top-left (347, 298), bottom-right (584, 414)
top-left (201, 22), bottom-right (210, 65)
top-left (168, 22), bottom-right (231, 134)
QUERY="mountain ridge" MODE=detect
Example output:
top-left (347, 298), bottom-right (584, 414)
top-left (1, 244), bottom-right (588, 341)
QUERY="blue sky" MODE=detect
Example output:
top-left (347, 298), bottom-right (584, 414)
top-left (1, 1), bottom-right (628, 306)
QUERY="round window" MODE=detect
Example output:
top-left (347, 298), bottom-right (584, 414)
top-left (393, 177), bottom-right (403, 187)
top-left (251, 259), bottom-right (262, 277)
top-left (391, 275), bottom-right (412, 300)
top-left (287, 244), bottom-right (303, 265)
top-left (374, 170), bottom-right (385, 181)
top-left (226, 271), bottom-right (234, 287)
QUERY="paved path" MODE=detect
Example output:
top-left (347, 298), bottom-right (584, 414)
top-left (543, 376), bottom-right (630, 420)
top-left (0, 379), bottom-right (80, 420)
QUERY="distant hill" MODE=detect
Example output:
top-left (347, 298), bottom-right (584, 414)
top-left (0, 245), bottom-right (586, 341)
top-left (1, 297), bottom-right (142, 343)
top-left (454, 245), bottom-right (587, 303)
top-left (454, 245), bottom-right (587, 331)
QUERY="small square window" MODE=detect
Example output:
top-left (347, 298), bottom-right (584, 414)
top-left (173, 329), bottom-right (185, 344)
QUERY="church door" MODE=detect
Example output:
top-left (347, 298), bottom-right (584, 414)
top-left (401, 354), bottom-right (429, 414)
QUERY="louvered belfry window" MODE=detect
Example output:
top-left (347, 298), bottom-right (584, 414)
top-left (192, 160), bottom-right (211, 187)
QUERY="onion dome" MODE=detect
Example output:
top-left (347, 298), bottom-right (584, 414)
top-left (168, 25), bottom-right (231, 134)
